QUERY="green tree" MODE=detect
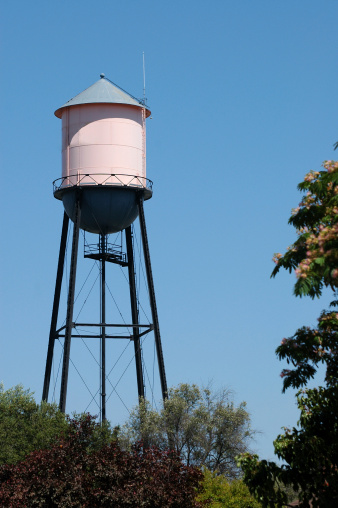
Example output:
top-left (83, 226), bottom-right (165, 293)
top-left (0, 384), bottom-right (68, 465)
top-left (120, 383), bottom-right (254, 480)
top-left (239, 161), bottom-right (338, 507)
top-left (271, 160), bottom-right (338, 298)
top-left (197, 469), bottom-right (261, 507)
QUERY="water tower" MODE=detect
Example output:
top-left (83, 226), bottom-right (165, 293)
top-left (42, 74), bottom-right (167, 419)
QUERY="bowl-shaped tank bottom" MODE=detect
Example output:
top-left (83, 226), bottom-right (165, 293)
top-left (60, 186), bottom-right (139, 234)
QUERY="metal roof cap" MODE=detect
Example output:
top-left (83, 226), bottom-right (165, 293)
top-left (54, 74), bottom-right (151, 118)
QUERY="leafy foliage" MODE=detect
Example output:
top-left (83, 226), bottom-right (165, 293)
top-left (119, 383), bottom-right (253, 480)
top-left (0, 414), bottom-right (204, 507)
top-left (272, 161), bottom-right (338, 298)
top-left (277, 310), bottom-right (338, 392)
top-left (196, 468), bottom-right (261, 507)
top-left (239, 161), bottom-right (338, 507)
top-left (0, 384), bottom-right (68, 465)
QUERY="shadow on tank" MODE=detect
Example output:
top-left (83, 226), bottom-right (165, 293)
top-left (54, 186), bottom-right (150, 235)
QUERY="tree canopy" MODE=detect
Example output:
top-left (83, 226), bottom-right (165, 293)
top-left (119, 383), bottom-right (253, 480)
top-left (0, 414), bottom-right (204, 507)
top-left (271, 160), bottom-right (338, 299)
top-left (196, 469), bottom-right (261, 508)
top-left (239, 162), bottom-right (338, 507)
top-left (0, 384), bottom-right (68, 465)
top-left (0, 382), bottom-right (257, 506)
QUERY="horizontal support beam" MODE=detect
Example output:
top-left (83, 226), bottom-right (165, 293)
top-left (74, 323), bottom-right (152, 328)
top-left (57, 328), bottom-right (152, 341)
top-left (56, 323), bottom-right (153, 334)
top-left (58, 334), bottom-right (133, 339)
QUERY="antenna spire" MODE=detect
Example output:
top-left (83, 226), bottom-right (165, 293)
top-left (143, 52), bottom-right (146, 105)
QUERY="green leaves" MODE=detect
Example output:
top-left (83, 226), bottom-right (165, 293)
top-left (197, 469), bottom-right (261, 507)
top-left (0, 384), bottom-right (68, 466)
top-left (120, 384), bottom-right (254, 480)
top-left (276, 310), bottom-right (338, 392)
top-left (240, 161), bottom-right (338, 506)
top-left (271, 161), bottom-right (338, 300)
top-left (237, 454), bottom-right (288, 507)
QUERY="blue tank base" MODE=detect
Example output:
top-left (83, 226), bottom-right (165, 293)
top-left (54, 185), bottom-right (152, 235)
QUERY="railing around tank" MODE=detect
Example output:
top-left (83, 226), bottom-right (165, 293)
top-left (53, 173), bottom-right (153, 193)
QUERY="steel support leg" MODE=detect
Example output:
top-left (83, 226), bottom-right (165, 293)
top-left (125, 225), bottom-right (145, 400)
top-left (101, 234), bottom-right (106, 421)
top-left (42, 212), bottom-right (69, 402)
top-left (137, 194), bottom-right (168, 400)
top-left (59, 195), bottom-right (81, 413)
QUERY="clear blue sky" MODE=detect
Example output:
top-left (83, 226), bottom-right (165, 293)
top-left (1, 0), bottom-right (338, 461)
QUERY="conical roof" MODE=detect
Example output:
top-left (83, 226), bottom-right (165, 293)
top-left (54, 74), bottom-right (151, 118)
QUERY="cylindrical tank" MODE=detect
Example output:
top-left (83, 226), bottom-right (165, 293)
top-left (53, 75), bottom-right (152, 234)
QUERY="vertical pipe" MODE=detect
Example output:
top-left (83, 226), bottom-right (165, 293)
top-left (125, 226), bottom-right (145, 400)
top-left (137, 194), bottom-right (168, 400)
top-left (42, 212), bottom-right (69, 402)
top-left (101, 234), bottom-right (106, 421)
top-left (59, 195), bottom-right (81, 413)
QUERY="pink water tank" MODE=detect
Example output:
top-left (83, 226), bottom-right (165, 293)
top-left (53, 74), bottom-right (152, 234)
